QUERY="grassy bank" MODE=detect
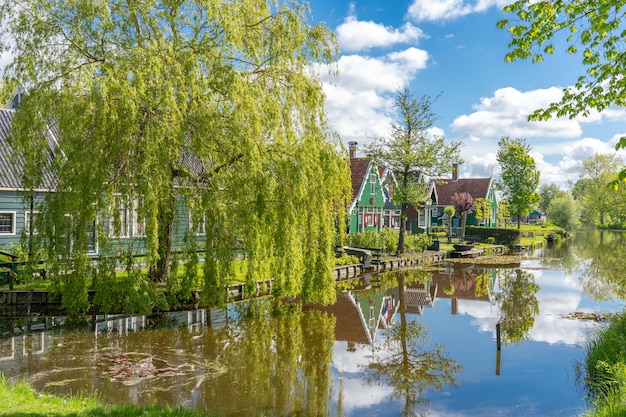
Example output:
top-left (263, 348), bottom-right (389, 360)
top-left (0, 376), bottom-right (213, 417)
top-left (581, 312), bottom-right (626, 417)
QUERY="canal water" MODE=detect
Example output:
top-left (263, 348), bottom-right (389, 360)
top-left (1, 229), bottom-right (625, 416)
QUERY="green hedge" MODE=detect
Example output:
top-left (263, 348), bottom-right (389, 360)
top-left (465, 226), bottom-right (520, 245)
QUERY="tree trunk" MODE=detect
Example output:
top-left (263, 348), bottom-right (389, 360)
top-left (461, 213), bottom-right (467, 239)
top-left (149, 185), bottom-right (176, 283)
top-left (398, 203), bottom-right (407, 254)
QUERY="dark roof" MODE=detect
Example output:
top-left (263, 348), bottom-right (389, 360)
top-left (349, 157), bottom-right (371, 203)
top-left (303, 294), bottom-right (370, 345)
top-left (0, 108), bottom-right (56, 190)
top-left (435, 177), bottom-right (492, 206)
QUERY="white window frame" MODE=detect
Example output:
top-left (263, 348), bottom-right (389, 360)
top-left (25, 211), bottom-right (40, 235)
top-left (369, 173), bottom-right (376, 195)
top-left (189, 212), bottom-right (206, 236)
top-left (109, 196), bottom-right (130, 238)
top-left (0, 211), bottom-right (16, 235)
top-left (132, 198), bottom-right (145, 237)
top-left (110, 196), bottom-right (145, 238)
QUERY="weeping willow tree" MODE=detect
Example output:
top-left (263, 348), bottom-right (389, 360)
top-left (0, 0), bottom-right (350, 313)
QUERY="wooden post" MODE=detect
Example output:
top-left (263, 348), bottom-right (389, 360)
top-left (496, 322), bottom-right (502, 375)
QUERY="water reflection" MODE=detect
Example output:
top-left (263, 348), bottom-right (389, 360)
top-left (2, 231), bottom-right (626, 416)
top-left (573, 229), bottom-right (626, 301)
top-left (361, 270), bottom-right (461, 417)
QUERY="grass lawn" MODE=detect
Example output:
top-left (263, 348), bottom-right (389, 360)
top-left (0, 377), bottom-right (214, 417)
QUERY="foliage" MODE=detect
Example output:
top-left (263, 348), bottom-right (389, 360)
top-left (451, 192), bottom-right (475, 238)
top-left (497, 199), bottom-right (511, 227)
top-left (334, 253), bottom-right (360, 266)
top-left (581, 312), bottom-right (626, 413)
top-left (345, 228), bottom-right (429, 254)
top-left (403, 232), bottom-right (431, 253)
top-left (498, 0), bottom-right (626, 190)
top-left (496, 137), bottom-right (540, 228)
top-left (365, 88), bottom-right (462, 254)
top-left (538, 183), bottom-right (567, 215)
top-left (573, 154), bottom-right (626, 226)
top-left (444, 205), bottom-right (456, 237)
top-left (346, 229), bottom-right (386, 250)
top-left (465, 226), bottom-right (520, 246)
top-left (0, 0), bottom-right (350, 311)
top-left (474, 198), bottom-right (490, 224)
top-left (546, 193), bottom-right (580, 232)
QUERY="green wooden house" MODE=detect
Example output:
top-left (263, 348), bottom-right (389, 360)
top-left (0, 99), bottom-right (204, 260)
top-left (347, 142), bottom-right (388, 234)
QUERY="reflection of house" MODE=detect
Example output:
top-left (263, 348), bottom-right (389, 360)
top-left (431, 265), bottom-right (497, 314)
top-left (384, 280), bottom-right (437, 316)
top-left (304, 290), bottom-right (396, 350)
top-left (431, 164), bottom-right (498, 230)
top-left (405, 281), bottom-right (438, 315)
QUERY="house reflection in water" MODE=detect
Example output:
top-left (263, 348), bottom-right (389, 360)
top-left (305, 287), bottom-right (399, 352)
top-left (306, 265), bottom-right (497, 353)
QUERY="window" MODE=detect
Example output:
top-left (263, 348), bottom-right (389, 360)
top-left (25, 211), bottom-right (40, 235)
top-left (383, 210), bottom-right (391, 228)
top-left (110, 196), bottom-right (144, 238)
top-left (369, 173), bottom-right (376, 195)
top-left (189, 212), bottom-right (206, 236)
top-left (133, 198), bottom-right (145, 237)
top-left (0, 212), bottom-right (15, 234)
top-left (110, 196), bottom-right (130, 238)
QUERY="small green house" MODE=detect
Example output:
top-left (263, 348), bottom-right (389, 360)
top-left (431, 165), bottom-right (498, 230)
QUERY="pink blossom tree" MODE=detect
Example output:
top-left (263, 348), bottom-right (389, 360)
top-left (451, 192), bottom-right (475, 239)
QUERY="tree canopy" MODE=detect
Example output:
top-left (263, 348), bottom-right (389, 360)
top-left (0, 0), bottom-right (350, 312)
top-left (546, 193), bottom-right (580, 232)
top-left (366, 88), bottom-right (462, 253)
top-left (498, 0), bottom-right (626, 188)
top-left (450, 192), bottom-right (474, 238)
top-left (573, 153), bottom-right (625, 226)
top-left (496, 136), bottom-right (540, 228)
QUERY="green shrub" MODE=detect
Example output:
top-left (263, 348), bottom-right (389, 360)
top-left (334, 253), bottom-right (360, 266)
top-left (404, 232), bottom-right (431, 253)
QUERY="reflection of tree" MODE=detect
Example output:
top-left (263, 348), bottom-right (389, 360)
top-left (226, 300), bottom-right (335, 416)
top-left (495, 269), bottom-right (540, 345)
top-left (541, 235), bottom-right (580, 274)
top-left (574, 230), bottom-right (626, 301)
top-left (362, 272), bottom-right (461, 416)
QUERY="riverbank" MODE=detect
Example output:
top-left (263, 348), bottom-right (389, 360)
top-left (580, 312), bottom-right (626, 417)
top-left (0, 376), bottom-right (214, 417)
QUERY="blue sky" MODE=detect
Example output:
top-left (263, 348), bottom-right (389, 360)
top-left (310, 0), bottom-right (626, 187)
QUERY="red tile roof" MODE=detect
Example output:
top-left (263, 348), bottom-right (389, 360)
top-left (435, 178), bottom-right (491, 205)
top-left (349, 158), bottom-right (371, 202)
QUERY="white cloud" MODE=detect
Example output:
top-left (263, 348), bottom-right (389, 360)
top-left (451, 87), bottom-right (583, 139)
top-left (407, 0), bottom-right (509, 22)
top-left (337, 15), bottom-right (425, 53)
top-left (320, 48), bottom-right (429, 145)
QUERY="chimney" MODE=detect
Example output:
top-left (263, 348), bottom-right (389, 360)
top-left (452, 163), bottom-right (459, 181)
top-left (348, 141), bottom-right (357, 159)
